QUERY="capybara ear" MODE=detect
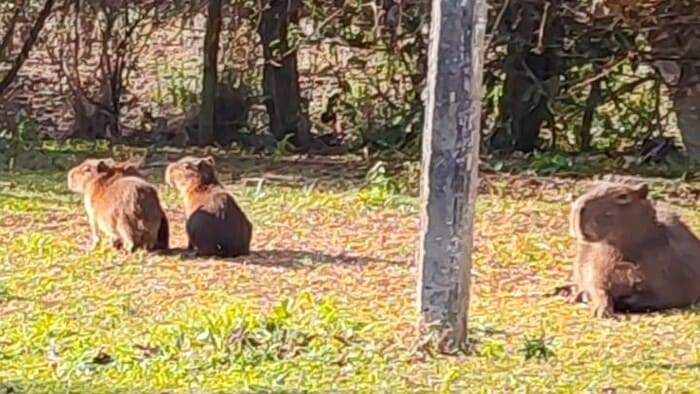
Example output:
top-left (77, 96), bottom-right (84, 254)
top-left (96, 160), bottom-right (111, 173)
top-left (122, 164), bottom-right (140, 176)
top-left (202, 155), bottom-right (215, 166)
top-left (198, 156), bottom-right (215, 171)
top-left (633, 183), bottom-right (649, 199)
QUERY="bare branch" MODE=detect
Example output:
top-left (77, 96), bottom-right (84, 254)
top-left (0, 0), bottom-right (56, 97)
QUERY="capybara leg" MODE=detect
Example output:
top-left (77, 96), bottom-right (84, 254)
top-left (155, 216), bottom-right (169, 250)
top-left (194, 244), bottom-right (221, 257)
top-left (88, 218), bottom-right (100, 251)
top-left (122, 238), bottom-right (136, 253)
top-left (549, 283), bottom-right (575, 298)
top-left (568, 289), bottom-right (590, 304)
top-left (215, 243), bottom-right (228, 258)
top-left (589, 288), bottom-right (615, 319)
top-left (193, 246), bottom-right (212, 257)
top-left (116, 221), bottom-right (138, 253)
top-left (89, 235), bottom-right (101, 251)
top-left (548, 283), bottom-right (589, 304)
top-left (143, 231), bottom-right (158, 251)
top-left (112, 238), bottom-right (123, 250)
top-left (83, 203), bottom-right (101, 251)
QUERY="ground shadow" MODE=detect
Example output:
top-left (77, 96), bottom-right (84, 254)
top-left (159, 247), bottom-right (407, 269)
top-left (546, 289), bottom-right (700, 318)
top-left (626, 362), bottom-right (700, 371)
top-left (614, 304), bottom-right (700, 317)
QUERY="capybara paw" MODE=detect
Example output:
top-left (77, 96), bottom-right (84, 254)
top-left (590, 304), bottom-right (616, 319)
top-left (180, 248), bottom-right (198, 258)
top-left (549, 284), bottom-right (575, 298)
top-left (568, 290), bottom-right (590, 304)
top-left (123, 243), bottom-right (136, 253)
top-left (111, 238), bottom-right (123, 250)
top-left (87, 237), bottom-right (100, 251)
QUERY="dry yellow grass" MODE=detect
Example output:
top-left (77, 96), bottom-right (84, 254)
top-left (0, 146), bottom-right (699, 393)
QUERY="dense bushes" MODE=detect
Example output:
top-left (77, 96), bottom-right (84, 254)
top-left (0, 0), bottom-right (696, 158)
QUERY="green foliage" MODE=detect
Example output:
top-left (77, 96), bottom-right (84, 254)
top-left (271, 134), bottom-right (296, 157)
top-left (0, 285), bottom-right (10, 303)
top-left (526, 151), bottom-right (575, 175)
top-left (0, 110), bottom-right (41, 170)
top-left (357, 161), bottom-right (415, 211)
top-left (554, 60), bottom-right (668, 152)
top-left (153, 63), bottom-right (199, 111)
top-left (520, 334), bottom-right (556, 362)
top-left (365, 160), bottom-right (399, 194)
top-left (2, 0), bottom-right (681, 158)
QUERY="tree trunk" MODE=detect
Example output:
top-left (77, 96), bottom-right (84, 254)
top-left (579, 77), bottom-right (601, 151)
top-left (672, 82), bottom-right (700, 161)
top-left (605, 0), bottom-right (700, 162)
top-left (650, 29), bottom-right (700, 162)
top-left (488, 1), bottom-right (563, 154)
top-left (416, 0), bottom-right (486, 353)
top-left (258, 0), bottom-right (303, 143)
top-left (0, 0), bottom-right (55, 98)
top-left (0, 2), bottom-right (22, 61)
top-left (199, 0), bottom-right (222, 146)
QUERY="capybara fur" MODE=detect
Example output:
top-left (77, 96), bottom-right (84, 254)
top-left (165, 155), bottom-right (252, 257)
top-left (565, 181), bottom-right (700, 317)
top-left (67, 158), bottom-right (169, 252)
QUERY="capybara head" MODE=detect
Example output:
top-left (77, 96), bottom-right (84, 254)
top-left (67, 158), bottom-right (115, 193)
top-left (68, 158), bottom-right (142, 193)
top-left (165, 156), bottom-right (218, 193)
top-left (96, 159), bottom-right (142, 178)
top-left (570, 182), bottom-right (655, 244)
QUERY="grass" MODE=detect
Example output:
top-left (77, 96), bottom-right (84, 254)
top-left (0, 145), bottom-right (699, 393)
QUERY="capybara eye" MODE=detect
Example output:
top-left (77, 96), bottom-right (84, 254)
top-left (616, 193), bottom-right (630, 203)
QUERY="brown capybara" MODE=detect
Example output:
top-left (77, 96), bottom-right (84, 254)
top-left (67, 158), bottom-right (169, 252)
top-left (165, 155), bottom-right (252, 257)
top-left (563, 181), bottom-right (700, 317)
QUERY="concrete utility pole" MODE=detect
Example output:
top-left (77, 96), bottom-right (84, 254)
top-left (416, 0), bottom-right (487, 352)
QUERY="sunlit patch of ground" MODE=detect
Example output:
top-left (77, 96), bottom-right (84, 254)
top-left (0, 155), bottom-right (698, 393)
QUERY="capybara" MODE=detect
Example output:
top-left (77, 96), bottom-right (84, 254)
top-left (165, 155), bottom-right (252, 257)
top-left (563, 181), bottom-right (700, 317)
top-left (67, 158), bottom-right (169, 252)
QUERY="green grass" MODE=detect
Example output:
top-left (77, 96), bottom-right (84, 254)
top-left (0, 148), bottom-right (699, 393)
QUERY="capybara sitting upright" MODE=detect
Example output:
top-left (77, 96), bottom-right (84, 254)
top-left (165, 156), bottom-right (252, 257)
top-left (565, 181), bottom-right (700, 317)
top-left (67, 158), bottom-right (169, 252)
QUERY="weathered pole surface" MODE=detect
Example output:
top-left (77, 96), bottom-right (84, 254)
top-left (416, 0), bottom-right (487, 352)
